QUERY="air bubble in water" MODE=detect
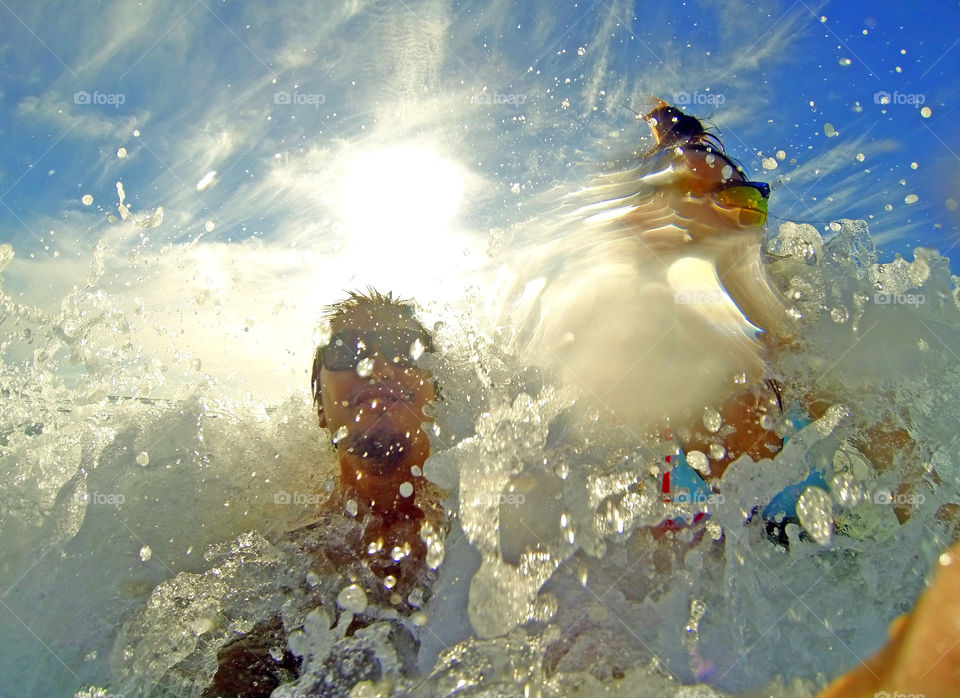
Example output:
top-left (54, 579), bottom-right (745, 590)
top-left (904, 194), bottom-right (919, 205)
top-left (138, 546), bottom-right (152, 561)
top-left (81, 194), bottom-right (93, 206)
top-left (337, 583), bottom-right (367, 613)
top-left (345, 499), bottom-right (358, 517)
top-left (136, 451), bottom-right (150, 466)
top-left (117, 147), bottom-right (127, 159)
top-left (709, 443), bottom-right (726, 461)
top-left (356, 357), bottom-right (374, 377)
top-left (398, 481), bottom-right (413, 498)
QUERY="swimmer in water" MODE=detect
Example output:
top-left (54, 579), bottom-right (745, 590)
top-left (206, 290), bottom-right (444, 697)
top-left (310, 289), bottom-right (445, 584)
top-left (494, 98), bottom-right (792, 503)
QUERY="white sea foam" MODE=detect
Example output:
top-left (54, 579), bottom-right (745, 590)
top-left (2, 219), bottom-right (959, 696)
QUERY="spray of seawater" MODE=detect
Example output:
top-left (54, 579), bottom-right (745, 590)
top-left (3, 218), bottom-right (960, 697)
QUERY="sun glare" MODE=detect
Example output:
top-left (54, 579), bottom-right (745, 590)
top-left (337, 144), bottom-right (464, 239)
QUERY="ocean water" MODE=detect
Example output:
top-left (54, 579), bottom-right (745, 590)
top-left (1, 1), bottom-right (959, 697)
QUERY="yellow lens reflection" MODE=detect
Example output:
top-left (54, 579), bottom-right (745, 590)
top-left (713, 186), bottom-right (769, 227)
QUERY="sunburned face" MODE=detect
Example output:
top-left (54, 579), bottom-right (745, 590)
top-left (317, 308), bottom-right (436, 512)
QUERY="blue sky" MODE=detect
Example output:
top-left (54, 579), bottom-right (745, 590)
top-left (0, 0), bottom-right (958, 397)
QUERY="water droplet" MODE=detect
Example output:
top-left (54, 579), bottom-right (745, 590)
top-left (830, 471), bottom-right (863, 508)
top-left (139, 546), bottom-right (152, 561)
top-left (708, 443), bottom-right (726, 461)
top-left (830, 306), bottom-right (849, 324)
top-left (702, 406), bottom-right (722, 433)
top-left (823, 123), bottom-right (838, 138)
top-left (776, 150), bottom-right (786, 161)
top-left (332, 425), bottom-right (349, 444)
top-left (686, 450), bottom-right (710, 476)
top-left (398, 481), bottom-right (414, 498)
top-left (721, 165), bottom-right (733, 181)
top-left (117, 147), bottom-right (127, 159)
top-left (904, 194), bottom-right (919, 205)
top-left (345, 499), bottom-right (358, 517)
top-left (204, 220), bottom-right (215, 232)
top-left (920, 106), bottom-right (932, 119)
top-left (797, 487), bottom-right (833, 545)
top-left (356, 357), bottom-right (374, 377)
top-left (81, 194), bottom-right (93, 206)
top-left (337, 583), bottom-right (368, 613)
top-left (306, 571), bottom-right (321, 587)
top-left (136, 451), bottom-right (150, 466)
top-left (313, 321), bottom-right (332, 348)
top-left (196, 170), bottom-right (217, 191)
top-left (762, 157), bottom-right (778, 170)
top-left (384, 575), bottom-right (397, 589)
top-left (409, 337), bottom-right (425, 360)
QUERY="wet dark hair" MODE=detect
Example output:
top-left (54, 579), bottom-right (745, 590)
top-left (644, 102), bottom-right (727, 154)
top-left (310, 288), bottom-right (434, 421)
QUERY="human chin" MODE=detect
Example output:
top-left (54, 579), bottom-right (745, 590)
top-left (342, 425), bottom-right (410, 468)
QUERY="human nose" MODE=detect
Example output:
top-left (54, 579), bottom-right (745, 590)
top-left (369, 352), bottom-right (401, 380)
